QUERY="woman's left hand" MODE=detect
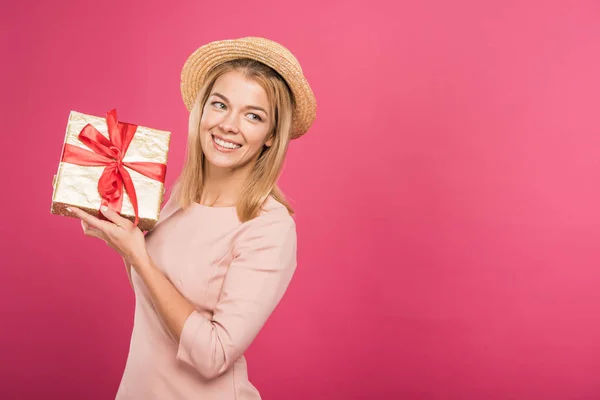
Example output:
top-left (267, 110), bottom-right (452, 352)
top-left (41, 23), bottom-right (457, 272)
top-left (68, 205), bottom-right (149, 269)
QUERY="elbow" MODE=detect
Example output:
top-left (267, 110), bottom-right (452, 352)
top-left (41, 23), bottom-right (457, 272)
top-left (175, 314), bottom-right (235, 380)
top-left (197, 363), bottom-right (229, 380)
top-left (176, 347), bottom-right (232, 379)
top-left (183, 352), bottom-right (234, 380)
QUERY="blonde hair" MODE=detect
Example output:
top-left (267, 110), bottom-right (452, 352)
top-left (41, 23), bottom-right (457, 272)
top-left (171, 58), bottom-right (295, 222)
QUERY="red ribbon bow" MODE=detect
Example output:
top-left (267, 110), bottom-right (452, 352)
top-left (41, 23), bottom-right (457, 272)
top-left (61, 109), bottom-right (167, 226)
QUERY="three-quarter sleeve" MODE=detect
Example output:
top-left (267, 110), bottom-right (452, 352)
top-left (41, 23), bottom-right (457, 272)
top-left (175, 211), bottom-right (297, 379)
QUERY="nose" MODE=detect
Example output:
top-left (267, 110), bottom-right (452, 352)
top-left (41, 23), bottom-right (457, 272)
top-left (219, 113), bottom-right (240, 134)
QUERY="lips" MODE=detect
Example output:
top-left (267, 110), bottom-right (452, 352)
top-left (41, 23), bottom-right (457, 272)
top-left (212, 134), bottom-right (241, 146)
top-left (211, 134), bottom-right (242, 151)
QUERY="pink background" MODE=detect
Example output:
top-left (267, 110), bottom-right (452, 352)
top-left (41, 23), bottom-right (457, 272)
top-left (2, 0), bottom-right (600, 399)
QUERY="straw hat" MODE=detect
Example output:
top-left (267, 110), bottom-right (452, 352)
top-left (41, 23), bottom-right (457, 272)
top-left (180, 37), bottom-right (316, 139)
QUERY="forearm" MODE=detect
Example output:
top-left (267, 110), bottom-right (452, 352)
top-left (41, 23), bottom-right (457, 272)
top-left (122, 257), bottom-right (133, 290)
top-left (133, 254), bottom-right (196, 343)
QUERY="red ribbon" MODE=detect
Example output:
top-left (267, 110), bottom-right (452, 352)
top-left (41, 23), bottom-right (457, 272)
top-left (61, 109), bottom-right (167, 226)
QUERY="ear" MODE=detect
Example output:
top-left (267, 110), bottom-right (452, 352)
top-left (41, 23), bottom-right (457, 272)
top-left (265, 134), bottom-right (274, 148)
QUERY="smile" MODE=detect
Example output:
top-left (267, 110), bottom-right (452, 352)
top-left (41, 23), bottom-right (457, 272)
top-left (212, 134), bottom-right (242, 151)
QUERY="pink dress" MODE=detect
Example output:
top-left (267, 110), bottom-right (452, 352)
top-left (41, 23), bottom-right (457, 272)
top-left (115, 195), bottom-right (297, 399)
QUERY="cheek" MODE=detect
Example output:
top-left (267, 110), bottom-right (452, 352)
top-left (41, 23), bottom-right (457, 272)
top-left (200, 109), bottom-right (220, 130)
top-left (244, 126), bottom-right (272, 147)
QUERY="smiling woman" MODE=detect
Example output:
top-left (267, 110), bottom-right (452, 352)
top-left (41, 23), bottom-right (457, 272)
top-left (177, 56), bottom-right (298, 220)
top-left (198, 68), bottom-right (279, 187)
top-left (68, 37), bottom-right (317, 400)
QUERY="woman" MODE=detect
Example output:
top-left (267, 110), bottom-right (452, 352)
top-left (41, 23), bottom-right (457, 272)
top-left (67, 37), bottom-right (316, 399)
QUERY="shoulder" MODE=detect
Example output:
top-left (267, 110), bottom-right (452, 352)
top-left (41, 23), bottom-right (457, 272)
top-left (251, 195), bottom-right (295, 229)
top-left (234, 196), bottom-right (297, 253)
top-left (260, 196), bottom-right (294, 219)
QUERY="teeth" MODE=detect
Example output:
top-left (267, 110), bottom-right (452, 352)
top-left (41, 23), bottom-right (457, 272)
top-left (214, 136), bottom-right (241, 149)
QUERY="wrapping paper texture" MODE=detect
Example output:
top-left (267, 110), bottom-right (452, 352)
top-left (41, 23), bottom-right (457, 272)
top-left (51, 111), bottom-right (171, 231)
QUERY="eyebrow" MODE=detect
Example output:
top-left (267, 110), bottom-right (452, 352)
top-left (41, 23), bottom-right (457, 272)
top-left (210, 92), bottom-right (269, 116)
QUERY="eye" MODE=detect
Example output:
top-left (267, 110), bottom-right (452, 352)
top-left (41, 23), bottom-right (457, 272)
top-left (248, 113), bottom-right (263, 122)
top-left (212, 101), bottom-right (226, 109)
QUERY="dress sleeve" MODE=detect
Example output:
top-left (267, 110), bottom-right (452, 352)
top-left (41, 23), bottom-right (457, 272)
top-left (175, 212), bottom-right (298, 379)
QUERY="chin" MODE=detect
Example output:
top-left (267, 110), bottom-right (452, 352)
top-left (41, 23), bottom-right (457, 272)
top-left (207, 157), bottom-right (239, 169)
top-left (203, 149), bottom-right (235, 167)
top-left (204, 147), bottom-right (253, 172)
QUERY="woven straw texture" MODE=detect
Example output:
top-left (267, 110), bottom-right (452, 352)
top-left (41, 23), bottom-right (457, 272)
top-left (180, 37), bottom-right (316, 139)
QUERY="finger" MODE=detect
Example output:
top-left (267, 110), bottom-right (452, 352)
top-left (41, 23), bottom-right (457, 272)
top-left (81, 220), bottom-right (108, 241)
top-left (84, 228), bottom-right (106, 240)
top-left (81, 220), bottom-right (101, 235)
top-left (68, 206), bottom-right (113, 232)
top-left (83, 226), bottom-right (109, 244)
top-left (100, 205), bottom-right (133, 229)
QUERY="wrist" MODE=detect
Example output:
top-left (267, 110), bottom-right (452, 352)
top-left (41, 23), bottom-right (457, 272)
top-left (130, 251), bottom-right (152, 273)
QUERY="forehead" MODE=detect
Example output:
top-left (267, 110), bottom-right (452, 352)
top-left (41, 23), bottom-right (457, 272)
top-left (211, 70), bottom-right (269, 107)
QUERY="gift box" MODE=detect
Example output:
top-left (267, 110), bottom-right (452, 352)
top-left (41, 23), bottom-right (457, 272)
top-left (51, 109), bottom-right (171, 231)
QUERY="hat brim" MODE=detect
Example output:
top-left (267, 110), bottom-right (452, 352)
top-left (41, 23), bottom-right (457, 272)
top-left (180, 37), bottom-right (316, 139)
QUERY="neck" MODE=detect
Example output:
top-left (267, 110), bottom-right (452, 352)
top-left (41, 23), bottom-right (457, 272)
top-left (199, 161), bottom-right (252, 207)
